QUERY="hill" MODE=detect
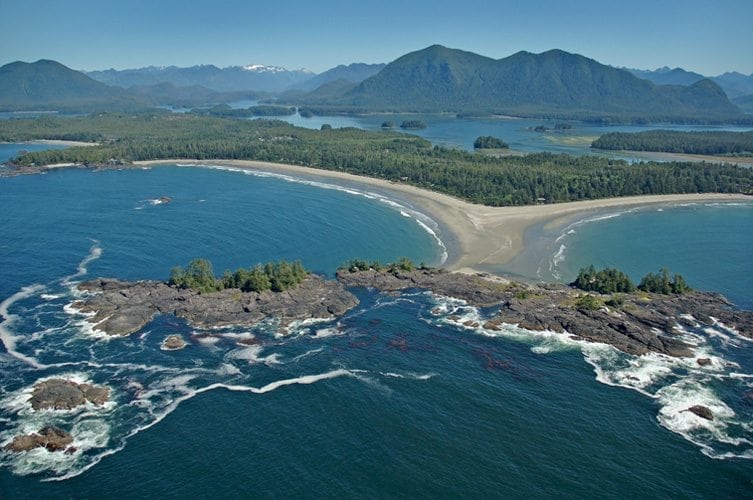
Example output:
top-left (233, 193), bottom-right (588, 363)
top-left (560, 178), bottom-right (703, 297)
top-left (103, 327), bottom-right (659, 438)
top-left (298, 45), bottom-right (744, 122)
top-left (626, 66), bottom-right (706, 86)
top-left (87, 64), bottom-right (314, 93)
top-left (0, 60), bottom-right (128, 109)
top-left (294, 63), bottom-right (385, 92)
top-left (627, 67), bottom-right (753, 101)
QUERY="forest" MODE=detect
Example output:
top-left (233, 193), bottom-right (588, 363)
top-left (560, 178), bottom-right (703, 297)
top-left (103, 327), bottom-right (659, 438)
top-left (592, 130), bottom-right (753, 155)
top-left (169, 258), bottom-right (308, 294)
top-left (2, 112), bottom-right (752, 207)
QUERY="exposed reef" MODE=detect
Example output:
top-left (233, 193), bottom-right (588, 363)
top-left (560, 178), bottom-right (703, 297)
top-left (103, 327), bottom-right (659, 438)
top-left (74, 275), bottom-right (359, 337)
top-left (337, 268), bottom-right (753, 357)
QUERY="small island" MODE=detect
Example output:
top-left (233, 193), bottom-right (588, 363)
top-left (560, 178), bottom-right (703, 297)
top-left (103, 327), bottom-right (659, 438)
top-left (74, 258), bottom-right (359, 336)
top-left (74, 257), bottom-right (753, 359)
top-left (400, 120), bottom-right (427, 130)
top-left (473, 136), bottom-right (509, 150)
top-left (337, 262), bottom-right (753, 357)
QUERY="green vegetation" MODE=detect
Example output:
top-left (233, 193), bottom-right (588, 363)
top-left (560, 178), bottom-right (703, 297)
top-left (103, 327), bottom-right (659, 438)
top-left (638, 268), bottom-right (692, 294)
top-left (169, 258), bottom-right (308, 293)
top-left (193, 104), bottom-right (296, 118)
top-left (592, 130), bottom-right (753, 156)
top-left (381, 121), bottom-right (395, 129)
top-left (575, 294), bottom-right (603, 311)
top-left (340, 257), bottom-right (416, 273)
top-left (473, 136), bottom-right (509, 149)
top-left (400, 120), bottom-right (427, 130)
top-left (297, 45), bottom-right (746, 122)
top-left (3, 113), bottom-right (753, 206)
top-left (570, 266), bottom-right (636, 294)
top-left (571, 266), bottom-right (692, 296)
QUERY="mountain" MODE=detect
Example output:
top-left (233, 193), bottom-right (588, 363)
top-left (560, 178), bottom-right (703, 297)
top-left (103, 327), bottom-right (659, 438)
top-left (0, 59), bottom-right (127, 109)
top-left (294, 63), bottom-right (386, 92)
top-left (627, 67), bottom-right (753, 100)
top-left (87, 64), bottom-right (314, 93)
top-left (732, 94), bottom-right (753, 113)
top-left (626, 66), bottom-right (706, 86)
top-left (300, 45), bottom-right (742, 121)
top-left (712, 72), bottom-right (753, 99)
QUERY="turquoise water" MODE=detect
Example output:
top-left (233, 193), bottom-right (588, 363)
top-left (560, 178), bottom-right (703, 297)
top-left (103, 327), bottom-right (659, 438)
top-left (1, 158), bottom-right (753, 497)
top-left (505, 202), bottom-right (753, 311)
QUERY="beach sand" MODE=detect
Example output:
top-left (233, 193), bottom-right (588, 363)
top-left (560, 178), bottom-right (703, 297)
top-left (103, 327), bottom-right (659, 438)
top-left (134, 159), bottom-right (753, 273)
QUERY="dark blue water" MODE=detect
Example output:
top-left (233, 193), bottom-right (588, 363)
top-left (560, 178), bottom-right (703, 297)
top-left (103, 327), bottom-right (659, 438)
top-left (1, 161), bottom-right (752, 497)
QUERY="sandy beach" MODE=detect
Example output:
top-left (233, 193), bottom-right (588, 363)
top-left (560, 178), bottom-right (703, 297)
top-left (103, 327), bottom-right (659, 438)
top-left (134, 159), bottom-right (753, 273)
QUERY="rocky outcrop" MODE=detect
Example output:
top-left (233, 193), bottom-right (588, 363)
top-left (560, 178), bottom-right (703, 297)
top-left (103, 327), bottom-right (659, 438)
top-left (685, 405), bottom-right (714, 421)
top-left (30, 379), bottom-right (110, 410)
top-left (4, 426), bottom-right (74, 453)
top-left (75, 275), bottom-right (359, 337)
top-left (337, 268), bottom-right (516, 307)
top-left (337, 268), bottom-right (753, 357)
top-left (162, 335), bottom-right (186, 350)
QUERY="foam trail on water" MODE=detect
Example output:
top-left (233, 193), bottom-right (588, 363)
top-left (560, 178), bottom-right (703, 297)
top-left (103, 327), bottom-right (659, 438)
top-left (0, 285), bottom-right (47, 368)
top-left (61, 241), bottom-right (102, 286)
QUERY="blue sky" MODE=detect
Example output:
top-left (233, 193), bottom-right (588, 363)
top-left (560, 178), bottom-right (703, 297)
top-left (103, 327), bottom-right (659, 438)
top-left (1, 0), bottom-right (751, 75)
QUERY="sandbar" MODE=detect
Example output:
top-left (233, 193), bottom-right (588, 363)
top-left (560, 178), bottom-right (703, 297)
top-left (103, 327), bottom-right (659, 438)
top-left (134, 159), bottom-right (753, 273)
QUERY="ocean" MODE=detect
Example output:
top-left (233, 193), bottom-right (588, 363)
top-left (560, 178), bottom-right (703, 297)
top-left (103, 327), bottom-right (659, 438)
top-left (1, 159), bottom-right (752, 498)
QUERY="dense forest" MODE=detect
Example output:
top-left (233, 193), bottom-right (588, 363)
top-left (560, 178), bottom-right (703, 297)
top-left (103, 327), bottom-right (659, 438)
top-left (592, 130), bottom-right (753, 155)
top-left (571, 265), bottom-right (692, 295)
top-left (169, 258), bottom-right (308, 294)
top-left (2, 112), bottom-right (753, 206)
top-left (473, 136), bottom-right (509, 149)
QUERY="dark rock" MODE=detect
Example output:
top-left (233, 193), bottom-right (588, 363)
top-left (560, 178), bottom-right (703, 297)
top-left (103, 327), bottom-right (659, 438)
top-left (29, 378), bottom-right (109, 410)
top-left (76, 275), bottom-right (359, 336)
top-left (697, 358), bottom-right (712, 366)
top-left (685, 405), bottom-right (714, 420)
top-left (336, 268), bottom-right (753, 358)
top-left (4, 426), bottom-right (73, 453)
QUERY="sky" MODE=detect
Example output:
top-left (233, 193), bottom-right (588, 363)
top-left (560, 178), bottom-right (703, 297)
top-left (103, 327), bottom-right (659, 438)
top-left (1, 0), bottom-right (752, 76)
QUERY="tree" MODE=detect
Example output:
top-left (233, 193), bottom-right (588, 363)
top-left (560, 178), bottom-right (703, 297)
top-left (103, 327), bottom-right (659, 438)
top-left (473, 136), bottom-right (509, 149)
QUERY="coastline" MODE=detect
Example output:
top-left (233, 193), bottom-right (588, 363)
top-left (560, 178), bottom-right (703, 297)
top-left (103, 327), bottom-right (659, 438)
top-left (598, 149), bottom-right (753, 167)
top-left (134, 159), bottom-right (753, 274)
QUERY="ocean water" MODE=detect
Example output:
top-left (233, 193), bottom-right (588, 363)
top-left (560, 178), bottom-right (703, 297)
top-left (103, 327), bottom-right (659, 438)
top-left (2, 160), bottom-right (753, 497)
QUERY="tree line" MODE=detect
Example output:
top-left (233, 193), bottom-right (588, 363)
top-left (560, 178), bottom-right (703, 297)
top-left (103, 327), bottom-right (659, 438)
top-left (169, 258), bottom-right (308, 294)
top-left (2, 112), bottom-right (753, 207)
top-left (592, 130), bottom-right (753, 156)
top-left (571, 265), bottom-right (692, 295)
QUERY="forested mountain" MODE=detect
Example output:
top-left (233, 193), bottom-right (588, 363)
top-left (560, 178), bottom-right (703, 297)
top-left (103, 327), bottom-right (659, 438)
top-left (294, 63), bottom-right (385, 92)
top-left (86, 64), bottom-right (314, 92)
top-left (0, 60), bottom-right (127, 109)
top-left (299, 45), bottom-right (743, 121)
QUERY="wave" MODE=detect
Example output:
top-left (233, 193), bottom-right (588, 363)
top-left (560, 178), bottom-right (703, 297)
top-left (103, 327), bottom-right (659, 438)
top-left (423, 292), bottom-right (753, 459)
top-left (60, 241), bottom-right (102, 287)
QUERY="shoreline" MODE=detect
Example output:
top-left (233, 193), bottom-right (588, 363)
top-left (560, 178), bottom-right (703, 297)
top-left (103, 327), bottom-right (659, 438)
top-left (597, 149), bottom-right (753, 167)
top-left (134, 159), bottom-right (753, 274)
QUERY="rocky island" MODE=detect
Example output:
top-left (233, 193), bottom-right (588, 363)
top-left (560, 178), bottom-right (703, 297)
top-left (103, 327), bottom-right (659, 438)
top-left (75, 274), bottom-right (359, 337)
top-left (72, 258), bottom-right (753, 359)
top-left (337, 265), bottom-right (753, 357)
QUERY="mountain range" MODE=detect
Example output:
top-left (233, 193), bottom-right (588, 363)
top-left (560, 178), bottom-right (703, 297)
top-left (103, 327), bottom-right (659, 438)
top-left (626, 66), bottom-right (753, 99)
top-left (86, 64), bottom-right (314, 93)
top-left (1, 46), bottom-right (750, 121)
top-left (297, 45), bottom-right (743, 121)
